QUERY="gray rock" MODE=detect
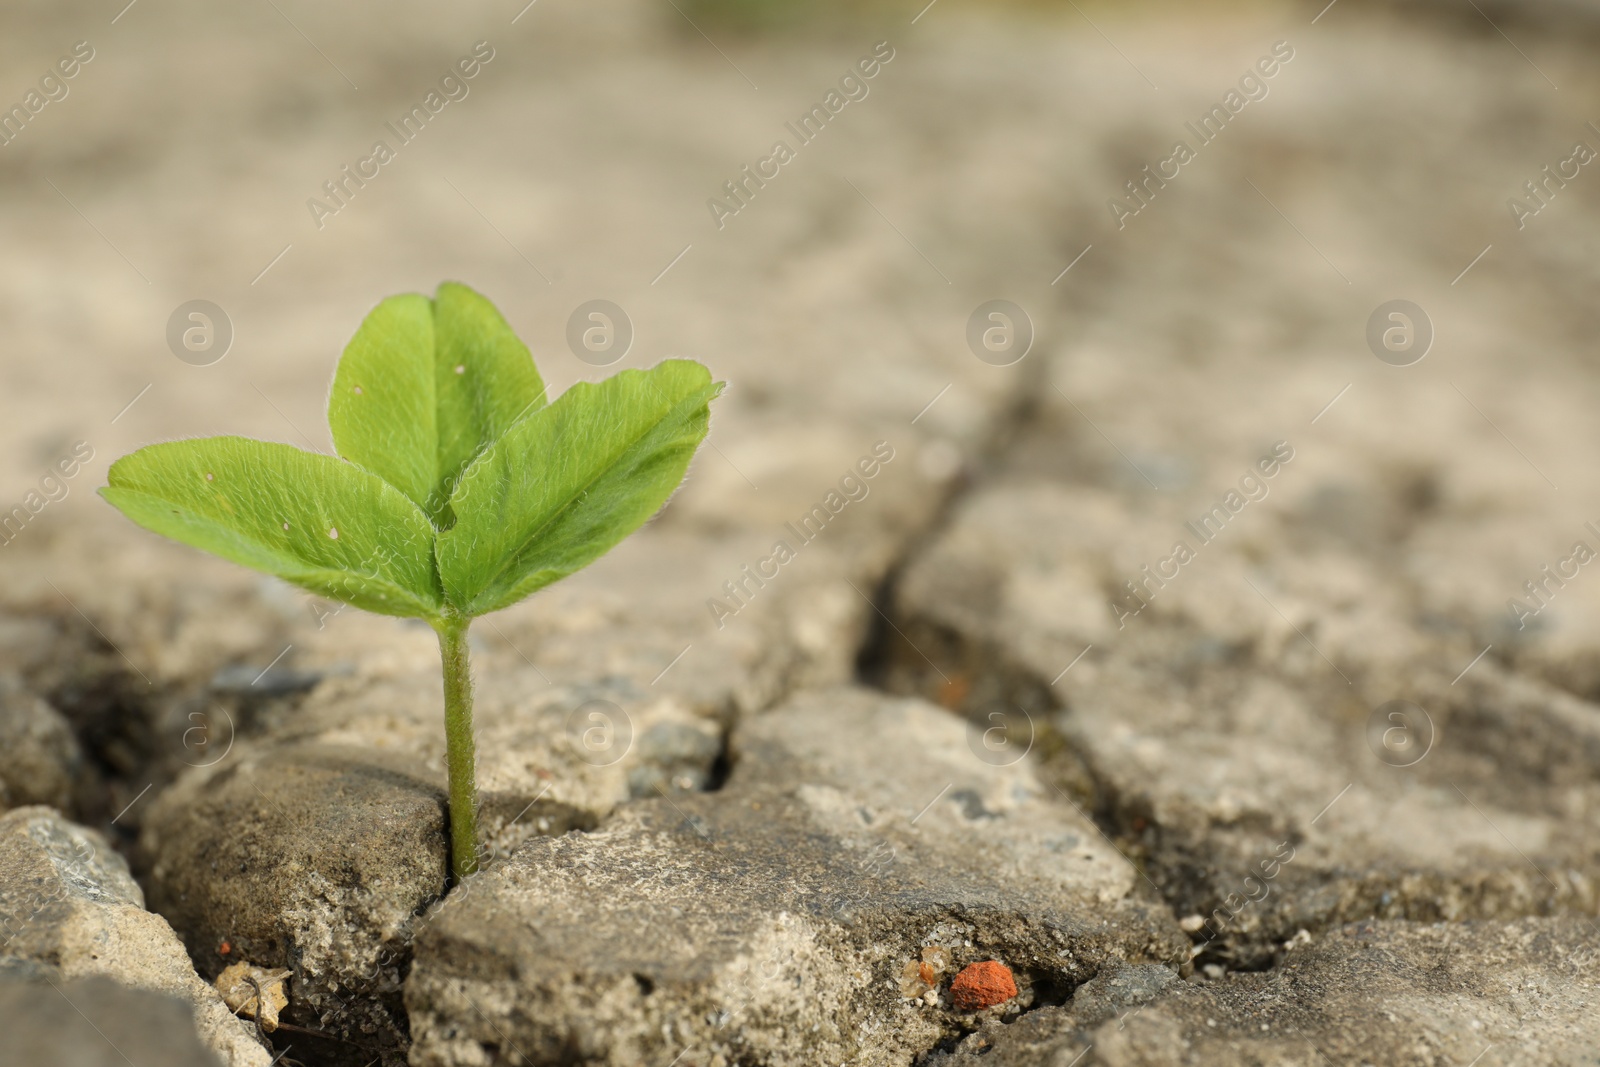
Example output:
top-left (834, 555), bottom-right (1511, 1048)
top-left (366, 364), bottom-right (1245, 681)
top-left (0, 974), bottom-right (224, 1067)
top-left (1073, 648), bottom-right (1600, 966)
top-left (929, 918), bottom-right (1600, 1066)
top-left (405, 688), bottom-right (1187, 1067)
top-left (885, 475), bottom-right (1600, 965)
top-left (141, 670), bottom-right (724, 1061)
top-left (0, 805), bottom-right (141, 912)
top-left (270, 670), bottom-right (725, 857)
top-left (0, 675), bottom-right (82, 814)
top-left (0, 807), bottom-right (270, 1067)
top-left (1053, 963), bottom-right (1178, 1031)
top-left (627, 719), bottom-right (726, 798)
top-left (141, 742), bottom-right (449, 1061)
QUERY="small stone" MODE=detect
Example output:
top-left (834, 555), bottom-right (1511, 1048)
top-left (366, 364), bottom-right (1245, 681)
top-left (626, 719), bottom-right (723, 799)
top-left (950, 961), bottom-right (1017, 1011)
top-left (920, 945), bottom-right (952, 986)
top-left (214, 961), bottom-right (290, 1032)
top-left (899, 959), bottom-right (930, 998)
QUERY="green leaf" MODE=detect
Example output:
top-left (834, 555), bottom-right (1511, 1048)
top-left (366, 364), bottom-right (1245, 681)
top-left (437, 360), bottom-right (722, 616)
top-left (328, 283), bottom-right (547, 526)
top-left (100, 437), bottom-right (444, 619)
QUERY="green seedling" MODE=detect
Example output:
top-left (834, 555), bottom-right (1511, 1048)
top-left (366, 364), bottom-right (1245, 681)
top-left (101, 283), bottom-right (721, 880)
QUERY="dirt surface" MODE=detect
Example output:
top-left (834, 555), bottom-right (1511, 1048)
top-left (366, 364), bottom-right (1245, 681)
top-left (2, 0), bottom-right (1599, 1064)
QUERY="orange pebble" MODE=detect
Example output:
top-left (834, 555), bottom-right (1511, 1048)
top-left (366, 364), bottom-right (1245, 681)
top-left (950, 960), bottom-right (1017, 1011)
